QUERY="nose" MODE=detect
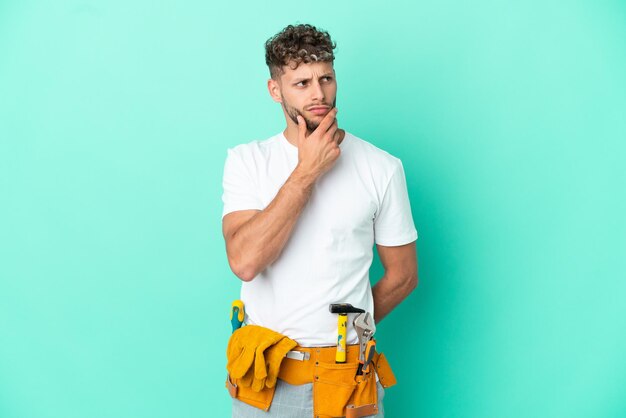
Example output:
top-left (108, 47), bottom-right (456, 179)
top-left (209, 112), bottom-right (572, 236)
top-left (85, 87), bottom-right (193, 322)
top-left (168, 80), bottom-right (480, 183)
top-left (310, 79), bottom-right (325, 103)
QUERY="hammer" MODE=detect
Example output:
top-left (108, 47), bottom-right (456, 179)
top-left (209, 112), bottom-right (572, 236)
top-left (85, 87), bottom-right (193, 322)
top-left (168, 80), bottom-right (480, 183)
top-left (329, 303), bottom-right (365, 363)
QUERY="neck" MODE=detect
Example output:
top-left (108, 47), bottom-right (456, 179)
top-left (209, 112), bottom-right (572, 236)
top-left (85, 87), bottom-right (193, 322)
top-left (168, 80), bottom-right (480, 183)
top-left (283, 125), bottom-right (346, 148)
top-left (283, 124), bottom-right (300, 147)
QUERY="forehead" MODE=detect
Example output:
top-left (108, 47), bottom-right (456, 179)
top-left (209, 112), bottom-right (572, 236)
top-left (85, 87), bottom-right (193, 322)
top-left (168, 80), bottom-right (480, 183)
top-left (281, 61), bottom-right (335, 81)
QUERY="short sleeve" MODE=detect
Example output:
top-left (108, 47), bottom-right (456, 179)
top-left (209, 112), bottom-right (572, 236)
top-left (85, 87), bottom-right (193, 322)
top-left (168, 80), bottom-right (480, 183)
top-left (221, 148), bottom-right (264, 219)
top-left (374, 160), bottom-right (418, 246)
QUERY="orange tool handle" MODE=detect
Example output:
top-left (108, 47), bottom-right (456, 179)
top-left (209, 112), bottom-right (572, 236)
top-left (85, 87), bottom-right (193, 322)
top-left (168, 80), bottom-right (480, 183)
top-left (362, 340), bottom-right (376, 374)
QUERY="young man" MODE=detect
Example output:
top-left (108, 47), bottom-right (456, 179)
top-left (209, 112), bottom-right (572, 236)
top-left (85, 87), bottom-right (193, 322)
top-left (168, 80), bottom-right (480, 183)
top-left (222, 24), bottom-right (418, 417)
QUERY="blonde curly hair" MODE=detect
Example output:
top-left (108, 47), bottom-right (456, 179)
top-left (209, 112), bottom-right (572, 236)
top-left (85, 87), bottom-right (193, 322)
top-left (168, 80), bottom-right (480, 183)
top-left (265, 24), bottom-right (337, 80)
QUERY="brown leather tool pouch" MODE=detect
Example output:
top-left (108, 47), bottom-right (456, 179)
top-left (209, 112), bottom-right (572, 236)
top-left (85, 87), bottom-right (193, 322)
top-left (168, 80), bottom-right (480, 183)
top-left (343, 351), bottom-right (397, 418)
top-left (344, 368), bottom-right (379, 418)
top-left (374, 352), bottom-right (397, 388)
top-left (226, 373), bottom-right (277, 412)
top-left (313, 360), bottom-right (360, 417)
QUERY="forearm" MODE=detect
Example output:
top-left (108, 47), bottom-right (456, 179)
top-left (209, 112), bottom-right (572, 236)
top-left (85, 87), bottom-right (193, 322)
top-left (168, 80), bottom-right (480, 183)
top-left (229, 166), bottom-right (317, 281)
top-left (372, 273), bottom-right (417, 323)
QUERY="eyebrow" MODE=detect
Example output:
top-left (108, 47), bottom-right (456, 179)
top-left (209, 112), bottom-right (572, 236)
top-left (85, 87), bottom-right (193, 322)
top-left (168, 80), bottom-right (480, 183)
top-left (292, 73), bottom-right (334, 83)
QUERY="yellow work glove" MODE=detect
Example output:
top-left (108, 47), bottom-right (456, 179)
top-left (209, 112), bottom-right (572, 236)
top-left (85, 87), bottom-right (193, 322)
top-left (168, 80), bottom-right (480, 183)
top-left (226, 325), bottom-right (285, 382)
top-left (264, 336), bottom-right (297, 389)
top-left (239, 336), bottom-right (297, 392)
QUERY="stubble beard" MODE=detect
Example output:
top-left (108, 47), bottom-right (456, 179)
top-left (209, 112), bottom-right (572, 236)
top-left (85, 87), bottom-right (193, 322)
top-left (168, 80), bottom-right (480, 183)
top-left (282, 96), bottom-right (337, 133)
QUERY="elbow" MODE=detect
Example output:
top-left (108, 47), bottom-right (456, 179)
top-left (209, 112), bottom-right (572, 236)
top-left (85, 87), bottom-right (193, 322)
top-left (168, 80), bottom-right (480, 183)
top-left (238, 267), bottom-right (257, 282)
top-left (407, 273), bottom-right (418, 293)
top-left (228, 255), bottom-right (258, 282)
top-left (225, 230), bottom-right (262, 282)
top-left (232, 264), bottom-right (257, 282)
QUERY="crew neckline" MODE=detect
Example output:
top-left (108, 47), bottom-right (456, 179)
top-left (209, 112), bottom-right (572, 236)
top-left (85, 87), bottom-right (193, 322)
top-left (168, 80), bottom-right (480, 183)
top-left (279, 130), bottom-right (350, 153)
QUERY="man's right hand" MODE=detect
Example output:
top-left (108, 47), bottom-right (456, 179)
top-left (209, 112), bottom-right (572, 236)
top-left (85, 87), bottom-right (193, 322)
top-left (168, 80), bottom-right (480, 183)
top-left (295, 107), bottom-right (343, 180)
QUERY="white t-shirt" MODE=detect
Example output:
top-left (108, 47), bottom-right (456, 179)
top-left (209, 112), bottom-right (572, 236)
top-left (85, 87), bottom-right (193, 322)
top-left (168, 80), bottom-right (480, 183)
top-left (221, 131), bottom-right (418, 347)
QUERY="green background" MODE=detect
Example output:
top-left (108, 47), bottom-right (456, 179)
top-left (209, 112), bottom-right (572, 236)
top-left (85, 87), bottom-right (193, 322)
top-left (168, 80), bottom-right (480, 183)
top-left (1, 0), bottom-right (625, 417)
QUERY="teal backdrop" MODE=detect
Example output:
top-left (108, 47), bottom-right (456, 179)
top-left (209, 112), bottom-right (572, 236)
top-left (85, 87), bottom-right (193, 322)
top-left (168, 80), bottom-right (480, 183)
top-left (1, 1), bottom-right (625, 417)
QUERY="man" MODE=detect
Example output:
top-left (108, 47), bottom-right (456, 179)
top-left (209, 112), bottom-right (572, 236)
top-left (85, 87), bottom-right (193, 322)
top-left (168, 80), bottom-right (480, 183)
top-left (222, 23), bottom-right (418, 417)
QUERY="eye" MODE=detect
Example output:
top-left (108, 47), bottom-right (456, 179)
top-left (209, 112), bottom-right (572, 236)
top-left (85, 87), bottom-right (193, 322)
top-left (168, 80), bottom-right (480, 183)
top-left (295, 80), bottom-right (307, 87)
top-left (322, 76), bottom-right (333, 82)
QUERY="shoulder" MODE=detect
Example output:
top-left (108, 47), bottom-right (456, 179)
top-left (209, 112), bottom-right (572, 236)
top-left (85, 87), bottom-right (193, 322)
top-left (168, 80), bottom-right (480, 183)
top-left (345, 131), bottom-right (403, 171)
top-left (226, 134), bottom-right (281, 162)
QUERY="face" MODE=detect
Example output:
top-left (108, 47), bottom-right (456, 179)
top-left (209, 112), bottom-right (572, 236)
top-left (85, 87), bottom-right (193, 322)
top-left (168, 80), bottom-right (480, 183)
top-left (268, 61), bottom-right (337, 132)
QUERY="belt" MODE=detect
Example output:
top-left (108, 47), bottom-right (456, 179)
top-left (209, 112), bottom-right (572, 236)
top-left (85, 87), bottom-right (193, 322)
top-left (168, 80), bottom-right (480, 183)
top-left (278, 343), bottom-right (374, 385)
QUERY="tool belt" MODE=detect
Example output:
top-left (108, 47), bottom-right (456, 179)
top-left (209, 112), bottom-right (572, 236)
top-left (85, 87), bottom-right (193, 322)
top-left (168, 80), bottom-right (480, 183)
top-left (225, 325), bottom-right (397, 418)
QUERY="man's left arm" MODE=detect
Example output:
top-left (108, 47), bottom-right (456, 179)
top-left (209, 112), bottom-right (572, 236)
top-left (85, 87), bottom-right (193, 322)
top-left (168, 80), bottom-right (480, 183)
top-left (372, 241), bottom-right (418, 323)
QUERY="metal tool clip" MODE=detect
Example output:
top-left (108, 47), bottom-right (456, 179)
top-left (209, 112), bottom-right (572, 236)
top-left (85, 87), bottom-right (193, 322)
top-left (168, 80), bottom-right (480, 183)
top-left (285, 350), bottom-right (311, 361)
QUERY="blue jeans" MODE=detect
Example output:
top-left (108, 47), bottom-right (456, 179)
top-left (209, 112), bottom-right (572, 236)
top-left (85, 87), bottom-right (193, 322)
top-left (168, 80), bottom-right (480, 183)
top-left (232, 378), bottom-right (385, 417)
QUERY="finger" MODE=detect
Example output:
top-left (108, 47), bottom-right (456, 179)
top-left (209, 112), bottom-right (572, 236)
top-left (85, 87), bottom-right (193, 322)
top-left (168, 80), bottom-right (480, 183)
top-left (324, 119), bottom-right (338, 140)
top-left (335, 128), bottom-right (345, 143)
top-left (229, 346), bottom-right (255, 379)
top-left (240, 367), bottom-right (254, 388)
top-left (251, 376), bottom-right (266, 392)
top-left (332, 129), bottom-right (341, 143)
top-left (254, 347), bottom-right (268, 380)
top-left (315, 107), bottom-right (338, 134)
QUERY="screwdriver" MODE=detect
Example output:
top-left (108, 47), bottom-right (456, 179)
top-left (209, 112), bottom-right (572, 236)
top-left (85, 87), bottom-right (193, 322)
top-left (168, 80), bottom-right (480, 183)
top-left (230, 300), bottom-right (245, 333)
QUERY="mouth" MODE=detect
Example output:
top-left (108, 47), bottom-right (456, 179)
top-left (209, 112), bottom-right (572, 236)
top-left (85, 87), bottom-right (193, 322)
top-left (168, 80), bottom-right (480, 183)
top-left (308, 106), bottom-right (330, 115)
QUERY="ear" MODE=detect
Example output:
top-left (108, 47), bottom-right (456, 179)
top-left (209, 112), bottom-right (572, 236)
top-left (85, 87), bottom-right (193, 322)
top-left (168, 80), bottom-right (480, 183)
top-left (267, 78), bottom-right (283, 103)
